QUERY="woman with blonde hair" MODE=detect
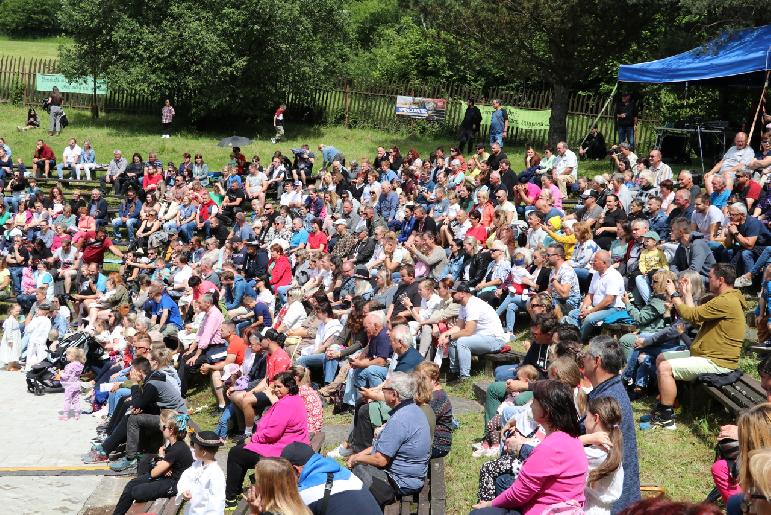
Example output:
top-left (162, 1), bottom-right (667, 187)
top-left (245, 458), bottom-right (311, 515)
top-left (621, 269), bottom-right (701, 400)
top-left (722, 404), bottom-right (771, 515)
top-left (567, 221), bottom-right (600, 287)
top-left (415, 361), bottom-right (454, 458)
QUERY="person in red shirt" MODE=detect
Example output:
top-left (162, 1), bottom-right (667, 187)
top-left (143, 165), bottom-right (165, 195)
top-left (232, 146), bottom-right (247, 174)
top-left (733, 169), bottom-right (762, 211)
top-left (188, 275), bottom-right (218, 302)
top-left (79, 228), bottom-right (124, 265)
top-left (466, 209), bottom-right (488, 243)
top-left (232, 328), bottom-right (291, 436)
top-left (307, 218), bottom-right (328, 254)
top-left (32, 139), bottom-right (56, 178)
top-left (200, 321), bottom-right (247, 409)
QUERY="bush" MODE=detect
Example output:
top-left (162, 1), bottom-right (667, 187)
top-left (0, 0), bottom-right (61, 38)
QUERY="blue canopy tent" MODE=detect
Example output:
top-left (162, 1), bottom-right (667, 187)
top-left (618, 24), bottom-right (771, 84)
top-left (614, 25), bottom-right (771, 172)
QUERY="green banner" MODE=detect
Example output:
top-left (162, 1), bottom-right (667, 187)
top-left (35, 73), bottom-right (108, 95)
top-left (461, 102), bottom-right (550, 130)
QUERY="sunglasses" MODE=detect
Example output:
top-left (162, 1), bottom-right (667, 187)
top-left (531, 303), bottom-right (545, 308)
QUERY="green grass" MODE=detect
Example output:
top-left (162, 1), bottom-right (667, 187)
top-left (0, 104), bottom-right (614, 181)
top-left (0, 36), bottom-right (69, 59)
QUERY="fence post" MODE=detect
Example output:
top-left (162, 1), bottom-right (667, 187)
top-left (344, 80), bottom-right (350, 128)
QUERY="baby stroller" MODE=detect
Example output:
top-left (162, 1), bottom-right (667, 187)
top-left (25, 332), bottom-right (102, 396)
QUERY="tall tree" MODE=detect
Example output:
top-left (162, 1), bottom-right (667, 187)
top-left (59, 0), bottom-right (351, 122)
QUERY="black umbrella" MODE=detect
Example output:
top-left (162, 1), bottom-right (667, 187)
top-left (217, 136), bottom-right (252, 147)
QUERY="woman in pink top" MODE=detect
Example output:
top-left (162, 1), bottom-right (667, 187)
top-left (225, 371), bottom-right (310, 505)
top-left (471, 380), bottom-right (588, 515)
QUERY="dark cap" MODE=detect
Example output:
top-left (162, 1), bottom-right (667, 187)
top-left (582, 190), bottom-right (599, 200)
top-left (476, 143), bottom-right (486, 149)
top-left (452, 281), bottom-right (474, 294)
top-left (280, 442), bottom-right (315, 466)
top-left (353, 265), bottom-right (370, 279)
top-left (191, 431), bottom-right (224, 449)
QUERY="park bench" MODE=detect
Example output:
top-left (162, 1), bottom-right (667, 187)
top-left (478, 349), bottom-right (525, 376)
top-left (126, 496), bottom-right (179, 515)
top-left (682, 373), bottom-right (766, 417)
top-left (383, 457), bottom-right (446, 515)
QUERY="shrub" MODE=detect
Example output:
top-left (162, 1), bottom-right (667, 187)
top-left (0, 0), bottom-right (61, 38)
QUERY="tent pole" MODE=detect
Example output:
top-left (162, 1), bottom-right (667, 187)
top-left (578, 82), bottom-right (618, 149)
top-left (748, 70), bottom-right (770, 143)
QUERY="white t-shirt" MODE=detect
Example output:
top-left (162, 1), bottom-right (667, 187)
top-left (650, 162), bottom-right (672, 186)
top-left (173, 265), bottom-right (193, 291)
top-left (588, 268), bottom-right (625, 308)
top-left (459, 296), bottom-right (506, 341)
top-left (280, 190), bottom-right (302, 207)
top-left (419, 293), bottom-right (442, 321)
top-left (555, 149), bottom-right (578, 180)
top-left (62, 145), bottom-right (82, 166)
top-left (691, 205), bottom-right (724, 235)
top-left (311, 318), bottom-right (343, 352)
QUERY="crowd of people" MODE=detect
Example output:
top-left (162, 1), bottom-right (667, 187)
top-left (0, 108), bottom-right (770, 515)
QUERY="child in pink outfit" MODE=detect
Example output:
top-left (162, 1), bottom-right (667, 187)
top-left (59, 347), bottom-right (86, 420)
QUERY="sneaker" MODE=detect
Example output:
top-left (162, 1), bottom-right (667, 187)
top-left (91, 443), bottom-right (105, 454)
top-left (472, 447), bottom-right (500, 458)
top-left (734, 275), bottom-right (753, 288)
top-left (326, 444), bottom-right (353, 459)
top-left (641, 411), bottom-right (677, 430)
top-left (109, 456), bottom-right (137, 472)
top-left (82, 450), bottom-right (108, 464)
top-left (225, 498), bottom-right (240, 510)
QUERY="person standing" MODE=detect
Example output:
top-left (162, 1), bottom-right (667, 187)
top-left (161, 99), bottom-right (175, 138)
top-left (460, 99), bottom-right (483, 155)
top-left (489, 99), bottom-right (509, 148)
top-left (615, 92), bottom-right (637, 149)
top-left (47, 86), bottom-right (64, 136)
top-left (271, 104), bottom-right (286, 144)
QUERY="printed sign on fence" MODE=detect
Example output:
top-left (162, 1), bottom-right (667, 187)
top-left (462, 102), bottom-right (551, 130)
top-left (35, 74), bottom-right (108, 95)
top-left (395, 96), bottom-right (447, 121)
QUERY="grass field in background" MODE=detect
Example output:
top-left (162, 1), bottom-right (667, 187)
top-left (0, 104), bottom-right (613, 179)
top-left (0, 36), bottom-right (68, 59)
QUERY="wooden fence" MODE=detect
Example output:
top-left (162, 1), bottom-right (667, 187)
top-left (0, 56), bottom-right (157, 113)
top-left (286, 80), bottom-right (660, 150)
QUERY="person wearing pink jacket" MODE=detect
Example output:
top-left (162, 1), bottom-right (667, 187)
top-left (471, 380), bottom-right (588, 515)
top-left (178, 293), bottom-right (228, 397)
top-left (224, 371), bottom-right (310, 508)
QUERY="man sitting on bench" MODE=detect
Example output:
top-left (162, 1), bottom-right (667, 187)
top-left (651, 263), bottom-right (747, 429)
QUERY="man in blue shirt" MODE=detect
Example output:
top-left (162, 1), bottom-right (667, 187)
top-left (148, 285), bottom-right (183, 337)
top-left (289, 217), bottom-right (309, 251)
top-left (318, 144), bottom-right (344, 169)
top-left (489, 99), bottom-right (509, 147)
top-left (344, 312), bottom-right (391, 406)
top-left (376, 182), bottom-right (399, 223)
top-left (348, 371), bottom-right (431, 506)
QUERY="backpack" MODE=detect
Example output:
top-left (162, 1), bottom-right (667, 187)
top-left (60, 112), bottom-right (69, 128)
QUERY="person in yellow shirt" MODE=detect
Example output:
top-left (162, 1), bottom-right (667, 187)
top-left (544, 217), bottom-right (576, 259)
top-left (635, 230), bottom-right (669, 303)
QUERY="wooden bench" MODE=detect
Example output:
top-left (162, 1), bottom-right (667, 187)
top-left (599, 323), bottom-right (637, 340)
top-left (383, 457), bottom-right (446, 515)
top-left (126, 496), bottom-right (179, 515)
top-left (683, 373), bottom-right (767, 417)
top-left (478, 350), bottom-right (525, 376)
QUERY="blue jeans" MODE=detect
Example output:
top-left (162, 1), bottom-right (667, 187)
top-left (564, 307), bottom-right (623, 341)
top-left (343, 364), bottom-right (389, 405)
top-left (178, 221), bottom-right (196, 243)
top-left (9, 266), bottom-right (23, 295)
top-left (216, 403), bottom-right (237, 438)
top-left (494, 363), bottom-right (519, 382)
top-left (489, 132), bottom-right (504, 147)
top-left (296, 352), bottom-right (339, 385)
top-left (623, 341), bottom-right (686, 388)
top-left (112, 217), bottom-right (139, 240)
top-left (726, 248), bottom-right (756, 276)
top-left (449, 335), bottom-right (504, 377)
top-left (108, 387), bottom-right (131, 416)
top-left (496, 294), bottom-right (526, 333)
top-left (618, 125), bottom-right (634, 148)
top-left (749, 246), bottom-right (771, 277)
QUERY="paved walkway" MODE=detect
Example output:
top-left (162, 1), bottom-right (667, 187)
top-left (0, 370), bottom-right (109, 514)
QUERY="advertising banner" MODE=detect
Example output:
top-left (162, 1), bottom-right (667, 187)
top-left (35, 74), bottom-right (108, 95)
top-left (462, 101), bottom-right (551, 130)
top-left (395, 96), bottom-right (447, 121)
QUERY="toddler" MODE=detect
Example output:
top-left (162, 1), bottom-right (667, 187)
top-left (176, 431), bottom-right (225, 513)
top-left (635, 230), bottom-right (669, 304)
top-left (473, 365), bottom-right (540, 457)
top-left (59, 347), bottom-right (86, 420)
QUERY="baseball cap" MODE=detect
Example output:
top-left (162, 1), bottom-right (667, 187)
top-left (334, 219), bottom-right (347, 226)
top-left (643, 230), bottom-right (660, 242)
top-left (280, 442), bottom-right (315, 466)
top-left (452, 281), bottom-right (474, 294)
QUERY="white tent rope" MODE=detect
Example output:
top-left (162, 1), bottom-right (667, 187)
top-left (578, 82), bottom-right (619, 149)
top-left (748, 70), bottom-right (770, 143)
